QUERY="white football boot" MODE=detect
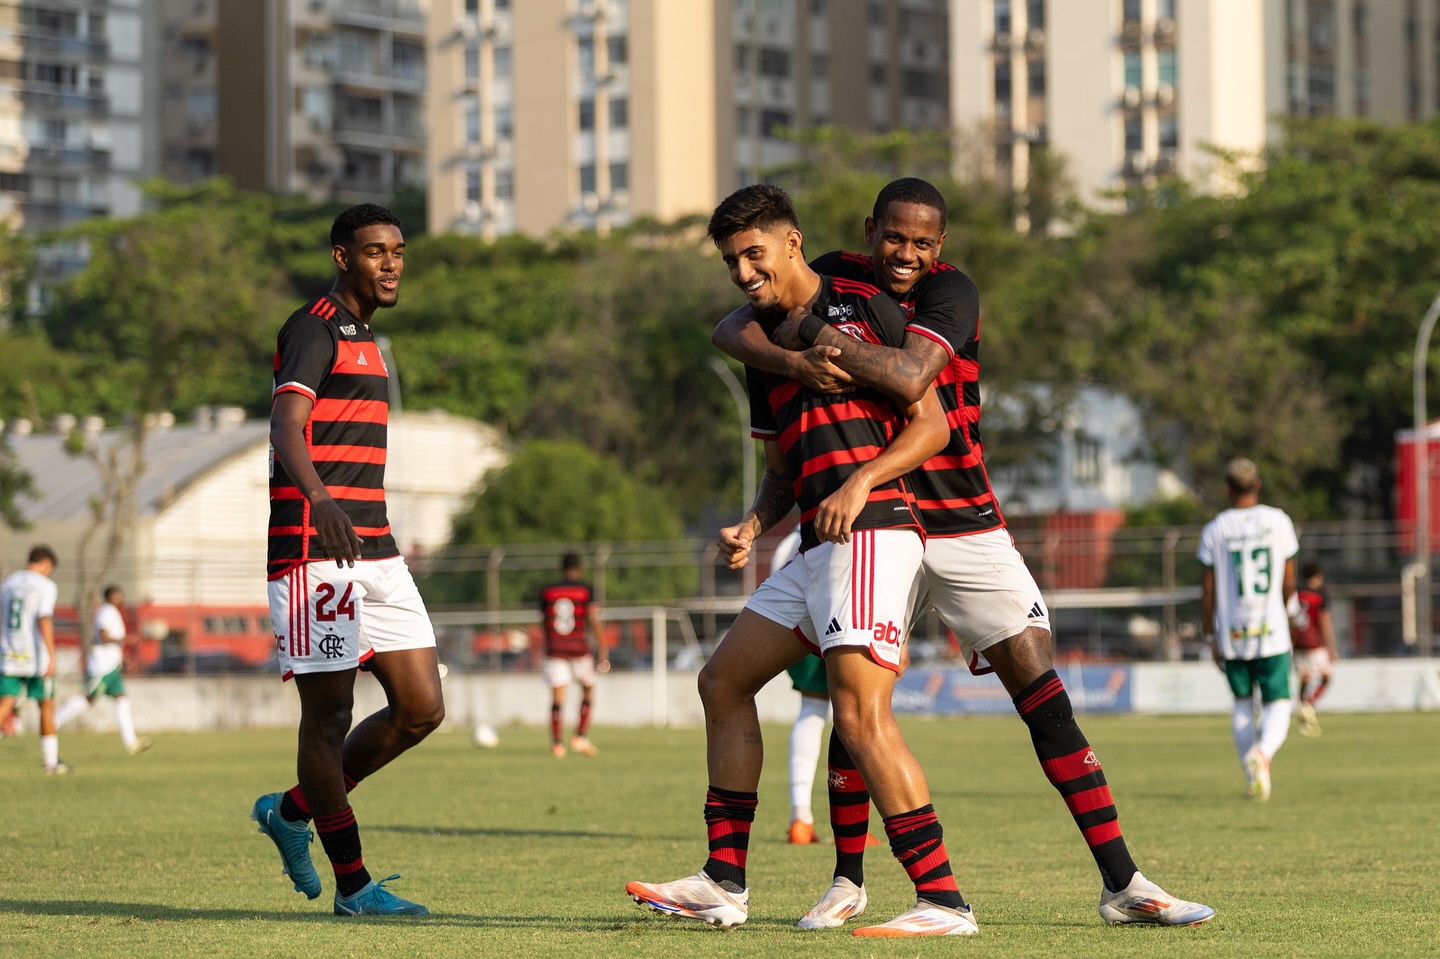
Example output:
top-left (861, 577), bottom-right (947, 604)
top-left (1099, 871), bottom-right (1215, 926)
top-left (625, 871), bottom-right (748, 928)
top-left (851, 898), bottom-right (978, 937)
top-left (796, 876), bottom-right (868, 929)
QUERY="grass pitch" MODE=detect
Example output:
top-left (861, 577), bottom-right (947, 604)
top-left (1, 711), bottom-right (1436, 959)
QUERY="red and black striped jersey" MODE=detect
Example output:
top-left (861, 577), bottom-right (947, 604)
top-left (267, 296), bottom-right (399, 579)
top-left (1291, 584), bottom-right (1328, 651)
top-left (746, 274), bottom-right (923, 552)
top-left (539, 580), bottom-right (595, 658)
top-left (810, 251), bottom-right (1004, 537)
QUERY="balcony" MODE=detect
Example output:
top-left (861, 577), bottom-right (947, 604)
top-left (14, 29), bottom-right (109, 59)
top-left (23, 143), bottom-right (110, 172)
top-left (21, 87), bottom-right (109, 116)
top-left (331, 0), bottom-right (426, 36)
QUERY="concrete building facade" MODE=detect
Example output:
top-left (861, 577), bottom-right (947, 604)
top-left (0, 0), bottom-right (154, 236)
top-left (426, 0), bottom-right (950, 238)
top-left (950, 0), bottom-right (1440, 212)
top-left (158, 0), bottom-right (429, 205)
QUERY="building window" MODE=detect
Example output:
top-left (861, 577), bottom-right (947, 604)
top-left (812, 0), bottom-right (827, 14)
top-left (735, 45), bottom-right (750, 72)
top-left (494, 46), bottom-right (512, 79)
top-left (578, 36), bottom-right (595, 81)
top-left (607, 34), bottom-right (627, 66)
top-left (579, 98), bottom-right (595, 131)
top-left (495, 107), bottom-right (512, 138)
top-left (1027, 0), bottom-right (1045, 30)
top-left (759, 47), bottom-right (791, 78)
top-left (465, 0), bottom-right (478, 13)
top-left (812, 53), bottom-right (827, 79)
top-left (1353, 1), bottom-right (1368, 35)
top-left (494, 0), bottom-right (509, 9)
top-left (1124, 51), bottom-right (1142, 88)
top-left (1308, 65), bottom-right (1335, 113)
top-left (760, 108), bottom-right (791, 138)
top-left (464, 102), bottom-right (480, 142)
top-left (870, 1), bottom-right (885, 27)
top-left (1159, 114), bottom-right (1177, 149)
top-left (465, 45), bottom-right (479, 81)
top-left (1157, 0), bottom-right (1175, 17)
top-left (580, 163), bottom-right (596, 193)
top-left (871, 62), bottom-right (886, 86)
top-left (609, 97), bottom-right (627, 129)
top-left (495, 168), bottom-right (513, 201)
top-left (609, 161), bottom-right (628, 192)
top-left (466, 166), bottom-right (481, 203)
top-left (994, 59), bottom-right (1012, 104)
top-left (1123, 0), bottom-right (1141, 23)
top-left (1073, 433), bottom-right (1101, 485)
top-left (904, 68), bottom-right (937, 98)
top-left (995, 0), bottom-right (1011, 34)
top-left (1027, 58), bottom-right (1045, 96)
top-left (1158, 48), bottom-right (1177, 85)
top-left (1125, 116), bottom-right (1143, 151)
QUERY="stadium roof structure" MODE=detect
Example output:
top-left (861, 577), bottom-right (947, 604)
top-left (6, 414), bottom-right (270, 523)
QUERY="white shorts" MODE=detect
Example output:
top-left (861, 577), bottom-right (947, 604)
top-left (917, 529), bottom-right (1050, 673)
top-left (268, 555), bottom-right (436, 680)
top-left (543, 654), bottom-right (597, 689)
top-left (1293, 647), bottom-right (1331, 675)
top-left (744, 528), bottom-right (926, 672)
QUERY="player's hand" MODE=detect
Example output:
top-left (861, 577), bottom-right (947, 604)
top-left (43, 661), bottom-right (55, 679)
top-left (793, 346), bottom-right (855, 394)
top-left (814, 476), bottom-right (871, 544)
top-left (772, 307), bottom-right (810, 350)
top-left (597, 659), bottom-right (611, 674)
top-left (718, 521), bottom-right (758, 570)
top-left (310, 496), bottom-right (363, 567)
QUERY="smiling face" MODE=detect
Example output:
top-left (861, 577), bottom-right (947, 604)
top-left (718, 223), bottom-right (803, 312)
top-left (864, 200), bottom-right (947, 298)
top-left (334, 222), bottom-right (405, 314)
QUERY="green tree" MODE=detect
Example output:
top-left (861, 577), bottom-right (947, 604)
top-left (426, 440), bottom-right (695, 605)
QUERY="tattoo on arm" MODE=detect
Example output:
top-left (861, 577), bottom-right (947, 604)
top-left (746, 467), bottom-right (797, 534)
top-left (813, 327), bottom-right (948, 403)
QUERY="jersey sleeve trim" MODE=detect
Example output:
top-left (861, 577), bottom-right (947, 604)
top-left (274, 381), bottom-right (318, 400)
top-left (906, 323), bottom-right (957, 359)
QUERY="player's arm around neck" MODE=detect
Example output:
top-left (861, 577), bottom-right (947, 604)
top-left (802, 326), bottom-right (948, 407)
top-left (712, 304), bottom-right (853, 393)
top-left (812, 386), bottom-right (948, 544)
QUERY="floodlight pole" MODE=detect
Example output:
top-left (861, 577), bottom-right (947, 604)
top-left (709, 357), bottom-right (757, 594)
top-left (1411, 293), bottom-right (1440, 659)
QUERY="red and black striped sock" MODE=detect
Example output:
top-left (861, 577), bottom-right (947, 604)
top-left (551, 703), bottom-right (563, 744)
top-left (701, 785), bottom-right (758, 890)
top-left (314, 806), bottom-right (371, 898)
top-left (1014, 669), bottom-right (1138, 892)
top-left (280, 770), bottom-right (363, 823)
top-left (826, 728), bottom-right (870, 886)
top-left (577, 699), bottom-right (592, 737)
top-left (883, 805), bottom-right (964, 910)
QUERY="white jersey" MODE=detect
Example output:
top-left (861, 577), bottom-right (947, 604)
top-left (1198, 504), bottom-right (1300, 660)
top-left (90, 602), bottom-right (126, 677)
top-left (1, 569), bottom-right (58, 678)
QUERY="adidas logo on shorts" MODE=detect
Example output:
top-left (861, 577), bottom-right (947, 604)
top-left (824, 617), bottom-right (843, 636)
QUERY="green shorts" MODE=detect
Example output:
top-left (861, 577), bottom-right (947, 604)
top-left (86, 669), bottom-right (126, 698)
top-left (0, 675), bottom-right (55, 702)
top-left (787, 654), bottom-right (828, 695)
top-left (1223, 652), bottom-right (1292, 703)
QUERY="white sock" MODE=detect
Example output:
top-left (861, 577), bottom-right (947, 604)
top-left (115, 697), bottom-right (137, 748)
top-left (1257, 699), bottom-right (1293, 759)
top-left (789, 696), bottom-right (828, 822)
top-left (55, 695), bottom-right (90, 729)
top-left (41, 734), bottom-right (59, 769)
top-left (1231, 699), bottom-right (1256, 768)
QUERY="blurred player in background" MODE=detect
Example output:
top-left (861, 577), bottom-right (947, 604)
top-left (251, 204), bottom-right (442, 918)
top-left (1290, 561), bottom-right (1338, 737)
top-left (714, 177), bottom-right (1213, 929)
top-left (0, 545), bottom-right (70, 774)
top-left (771, 528), bottom-right (827, 844)
top-left (54, 584), bottom-right (152, 754)
top-left (539, 552), bottom-right (606, 758)
top-left (1199, 457), bottom-right (1299, 801)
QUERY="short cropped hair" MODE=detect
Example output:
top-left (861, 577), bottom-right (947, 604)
top-left (562, 552), bottom-right (582, 572)
top-left (1300, 561), bottom-right (1322, 580)
top-left (873, 177), bottom-right (948, 232)
top-left (1224, 457), bottom-right (1260, 494)
top-left (28, 544), bottom-right (57, 566)
top-left (103, 584), bottom-right (123, 604)
top-left (707, 184), bottom-right (800, 247)
top-left (331, 203), bottom-right (401, 249)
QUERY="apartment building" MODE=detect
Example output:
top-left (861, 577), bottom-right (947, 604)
top-left (158, 0), bottom-right (428, 204)
top-left (0, 0), bottom-right (154, 236)
top-left (951, 0), bottom-right (1440, 212)
top-left (427, 0), bottom-right (950, 238)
